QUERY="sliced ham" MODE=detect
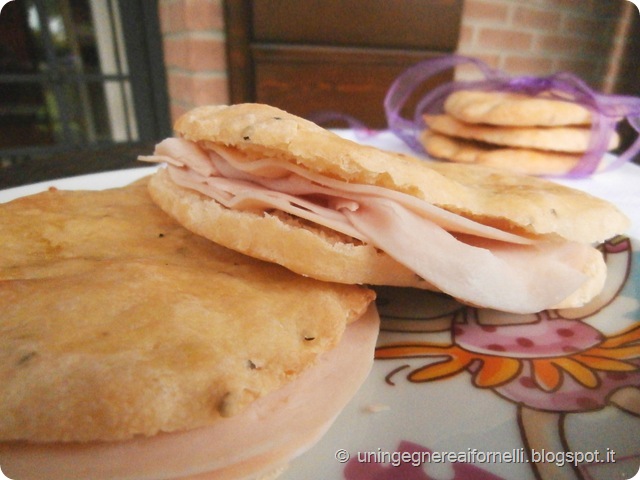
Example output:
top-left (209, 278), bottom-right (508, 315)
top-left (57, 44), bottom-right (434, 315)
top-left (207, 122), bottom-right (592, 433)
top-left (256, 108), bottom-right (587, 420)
top-left (342, 198), bottom-right (590, 313)
top-left (140, 138), bottom-right (595, 313)
top-left (0, 307), bottom-right (380, 480)
top-left (209, 143), bottom-right (534, 245)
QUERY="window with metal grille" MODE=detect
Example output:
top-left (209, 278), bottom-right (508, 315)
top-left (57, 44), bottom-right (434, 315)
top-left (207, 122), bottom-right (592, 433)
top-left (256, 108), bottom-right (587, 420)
top-left (0, 0), bottom-right (170, 186)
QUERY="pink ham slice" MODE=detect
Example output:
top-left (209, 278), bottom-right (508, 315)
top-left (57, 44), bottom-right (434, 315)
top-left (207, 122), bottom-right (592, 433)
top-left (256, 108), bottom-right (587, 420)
top-left (0, 307), bottom-right (380, 480)
top-left (341, 199), bottom-right (593, 313)
top-left (141, 139), bottom-right (593, 314)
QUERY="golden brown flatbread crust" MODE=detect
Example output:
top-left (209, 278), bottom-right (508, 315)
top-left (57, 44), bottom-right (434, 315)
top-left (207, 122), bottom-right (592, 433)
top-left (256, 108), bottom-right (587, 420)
top-left (425, 161), bottom-right (628, 243)
top-left (444, 90), bottom-right (593, 127)
top-left (171, 103), bottom-right (628, 243)
top-left (420, 130), bottom-right (582, 176)
top-left (173, 104), bottom-right (474, 205)
top-left (0, 179), bottom-right (374, 442)
top-left (424, 114), bottom-right (619, 153)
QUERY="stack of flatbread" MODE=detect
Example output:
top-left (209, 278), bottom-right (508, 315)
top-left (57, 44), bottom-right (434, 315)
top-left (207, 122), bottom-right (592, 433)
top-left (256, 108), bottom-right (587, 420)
top-left (420, 90), bottom-right (620, 175)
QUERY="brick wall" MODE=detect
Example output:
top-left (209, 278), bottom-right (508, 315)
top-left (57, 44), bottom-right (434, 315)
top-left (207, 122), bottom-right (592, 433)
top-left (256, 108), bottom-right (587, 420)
top-left (456, 0), bottom-right (635, 90)
top-left (158, 0), bottom-right (228, 122)
top-left (158, 0), bottom-right (637, 125)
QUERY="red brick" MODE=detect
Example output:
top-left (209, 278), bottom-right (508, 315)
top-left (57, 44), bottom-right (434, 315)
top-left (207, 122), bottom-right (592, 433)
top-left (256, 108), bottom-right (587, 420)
top-left (184, 0), bottom-right (224, 31)
top-left (503, 55), bottom-right (554, 76)
top-left (186, 36), bottom-right (227, 72)
top-left (458, 24), bottom-right (475, 47)
top-left (168, 102), bottom-right (186, 125)
top-left (163, 0), bottom-right (186, 33)
top-left (512, 6), bottom-right (563, 31)
top-left (162, 36), bottom-right (187, 69)
top-left (191, 74), bottom-right (229, 105)
top-left (462, 0), bottom-right (510, 23)
top-left (477, 28), bottom-right (533, 51)
top-left (166, 71), bottom-right (227, 108)
top-left (166, 72), bottom-right (193, 105)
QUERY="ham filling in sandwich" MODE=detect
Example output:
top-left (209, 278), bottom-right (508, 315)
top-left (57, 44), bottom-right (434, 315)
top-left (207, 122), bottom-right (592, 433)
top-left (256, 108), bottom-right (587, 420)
top-left (140, 104), bottom-right (630, 315)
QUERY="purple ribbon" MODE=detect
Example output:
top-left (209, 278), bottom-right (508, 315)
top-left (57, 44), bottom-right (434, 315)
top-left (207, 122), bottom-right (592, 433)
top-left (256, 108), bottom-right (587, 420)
top-left (384, 55), bottom-right (640, 177)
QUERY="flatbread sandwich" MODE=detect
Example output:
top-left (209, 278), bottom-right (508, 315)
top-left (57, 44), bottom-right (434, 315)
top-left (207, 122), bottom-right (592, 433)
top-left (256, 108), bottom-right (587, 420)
top-left (0, 179), bottom-right (377, 479)
top-left (140, 103), bottom-right (630, 314)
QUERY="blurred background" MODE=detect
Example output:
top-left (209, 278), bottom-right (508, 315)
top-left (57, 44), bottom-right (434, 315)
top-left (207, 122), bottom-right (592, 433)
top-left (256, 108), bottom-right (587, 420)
top-left (0, 0), bottom-right (638, 187)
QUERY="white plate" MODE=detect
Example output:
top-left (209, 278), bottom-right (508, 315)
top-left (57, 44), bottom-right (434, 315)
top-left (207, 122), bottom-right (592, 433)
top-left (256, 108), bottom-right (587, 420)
top-left (0, 167), bottom-right (158, 203)
top-left (2, 169), bottom-right (639, 480)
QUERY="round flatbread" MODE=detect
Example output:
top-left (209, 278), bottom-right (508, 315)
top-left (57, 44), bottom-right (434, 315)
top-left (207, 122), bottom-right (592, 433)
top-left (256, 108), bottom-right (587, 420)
top-left (0, 179), bottom-right (375, 442)
top-left (420, 130), bottom-right (582, 176)
top-left (424, 114), bottom-right (619, 153)
top-left (444, 90), bottom-right (593, 127)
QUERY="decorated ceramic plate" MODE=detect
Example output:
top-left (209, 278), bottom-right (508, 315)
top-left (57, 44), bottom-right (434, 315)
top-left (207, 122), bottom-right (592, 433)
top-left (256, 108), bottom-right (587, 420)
top-left (1, 168), bottom-right (639, 480)
top-left (284, 233), bottom-right (640, 480)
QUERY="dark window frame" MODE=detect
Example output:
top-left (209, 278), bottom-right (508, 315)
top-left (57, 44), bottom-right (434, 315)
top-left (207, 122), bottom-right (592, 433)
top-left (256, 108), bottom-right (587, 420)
top-left (0, 0), bottom-right (171, 161)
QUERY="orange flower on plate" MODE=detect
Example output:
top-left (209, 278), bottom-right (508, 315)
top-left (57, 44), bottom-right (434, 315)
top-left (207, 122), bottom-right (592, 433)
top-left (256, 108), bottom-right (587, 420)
top-left (375, 236), bottom-right (640, 412)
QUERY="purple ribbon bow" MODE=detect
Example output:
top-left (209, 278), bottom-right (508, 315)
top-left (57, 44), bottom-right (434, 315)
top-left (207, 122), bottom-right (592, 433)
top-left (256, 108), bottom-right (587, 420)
top-left (384, 55), bottom-right (640, 178)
